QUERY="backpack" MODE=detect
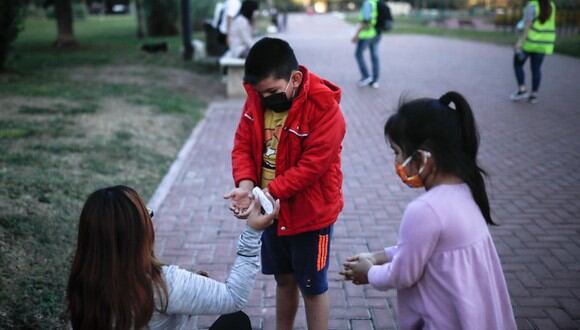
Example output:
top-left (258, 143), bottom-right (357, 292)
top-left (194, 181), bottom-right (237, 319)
top-left (375, 1), bottom-right (393, 32)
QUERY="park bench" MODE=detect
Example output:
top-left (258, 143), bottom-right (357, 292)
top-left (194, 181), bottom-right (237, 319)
top-left (219, 51), bottom-right (246, 98)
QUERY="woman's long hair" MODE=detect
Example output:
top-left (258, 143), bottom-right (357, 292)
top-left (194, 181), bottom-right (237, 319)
top-left (239, 0), bottom-right (258, 23)
top-left (537, 0), bottom-right (552, 24)
top-left (67, 185), bottom-right (168, 329)
top-left (385, 92), bottom-right (496, 225)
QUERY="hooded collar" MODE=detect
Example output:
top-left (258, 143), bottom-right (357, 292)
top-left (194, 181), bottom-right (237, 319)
top-left (243, 65), bottom-right (311, 115)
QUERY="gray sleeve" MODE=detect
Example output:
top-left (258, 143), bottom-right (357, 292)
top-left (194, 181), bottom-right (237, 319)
top-left (162, 225), bottom-right (262, 315)
top-left (523, 3), bottom-right (536, 24)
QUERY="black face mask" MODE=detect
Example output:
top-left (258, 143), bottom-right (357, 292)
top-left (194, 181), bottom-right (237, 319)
top-left (261, 76), bottom-right (295, 112)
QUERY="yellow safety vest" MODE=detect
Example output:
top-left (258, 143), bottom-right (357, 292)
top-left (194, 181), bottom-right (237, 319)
top-left (358, 0), bottom-right (378, 40)
top-left (523, 0), bottom-right (556, 55)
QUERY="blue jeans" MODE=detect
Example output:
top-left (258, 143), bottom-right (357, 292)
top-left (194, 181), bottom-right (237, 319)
top-left (514, 51), bottom-right (545, 93)
top-left (355, 34), bottom-right (381, 82)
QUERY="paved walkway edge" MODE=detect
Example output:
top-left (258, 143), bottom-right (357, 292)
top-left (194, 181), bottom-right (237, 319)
top-left (148, 105), bottom-right (214, 211)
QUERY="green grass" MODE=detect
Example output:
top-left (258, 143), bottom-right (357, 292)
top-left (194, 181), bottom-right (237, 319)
top-left (345, 14), bottom-right (580, 58)
top-left (6, 15), bottom-right (216, 72)
top-left (0, 15), bottom-right (215, 328)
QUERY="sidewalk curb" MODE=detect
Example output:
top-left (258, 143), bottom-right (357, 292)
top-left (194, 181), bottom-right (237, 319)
top-left (147, 104), bottom-right (213, 211)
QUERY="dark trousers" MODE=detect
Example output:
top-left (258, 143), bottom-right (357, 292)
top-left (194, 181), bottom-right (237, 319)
top-left (209, 311), bottom-right (251, 330)
top-left (514, 51), bottom-right (545, 93)
top-left (355, 34), bottom-right (381, 81)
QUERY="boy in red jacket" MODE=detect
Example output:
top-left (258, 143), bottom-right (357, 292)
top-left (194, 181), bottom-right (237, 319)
top-left (224, 38), bottom-right (345, 330)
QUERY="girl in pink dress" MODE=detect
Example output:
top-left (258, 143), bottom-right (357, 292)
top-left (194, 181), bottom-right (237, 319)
top-left (341, 91), bottom-right (517, 330)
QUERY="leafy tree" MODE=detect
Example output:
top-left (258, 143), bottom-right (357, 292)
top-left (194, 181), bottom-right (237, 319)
top-left (53, 0), bottom-right (78, 47)
top-left (0, 0), bottom-right (26, 70)
top-left (144, 0), bottom-right (179, 36)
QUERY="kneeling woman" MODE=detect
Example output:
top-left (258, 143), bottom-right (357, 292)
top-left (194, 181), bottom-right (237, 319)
top-left (67, 185), bottom-right (278, 329)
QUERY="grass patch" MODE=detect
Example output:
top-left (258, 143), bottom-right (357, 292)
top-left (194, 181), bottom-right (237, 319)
top-left (0, 14), bottom-right (217, 328)
top-left (19, 103), bottom-right (99, 115)
top-left (345, 13), bottom-right (580, 58)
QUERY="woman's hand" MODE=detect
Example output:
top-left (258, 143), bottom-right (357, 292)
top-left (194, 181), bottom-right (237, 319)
top-left (246, 192), bottom-right (279, 231)
top-left (196, 270), bottom-right (210, 278)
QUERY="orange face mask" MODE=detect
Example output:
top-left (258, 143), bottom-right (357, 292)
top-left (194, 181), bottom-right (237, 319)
top-left (395, 151), bottom-right (431, 188)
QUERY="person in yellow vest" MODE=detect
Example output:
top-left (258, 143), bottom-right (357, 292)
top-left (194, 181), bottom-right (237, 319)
top-left (510, 0), bottom-right (556, 104)
top-left (352, 0), bottom-right (381, 89)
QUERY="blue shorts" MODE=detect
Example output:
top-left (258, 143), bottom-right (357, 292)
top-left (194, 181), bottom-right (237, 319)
top-left (261, 221), bottom-right (333, 295)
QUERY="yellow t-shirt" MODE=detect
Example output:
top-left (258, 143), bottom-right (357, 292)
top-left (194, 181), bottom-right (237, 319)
top-left (261, 109), bottom-right (289, 189)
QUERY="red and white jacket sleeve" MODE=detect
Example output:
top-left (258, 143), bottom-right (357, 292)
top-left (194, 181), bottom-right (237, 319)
top-left (232, 102), bottom-right (257, 187)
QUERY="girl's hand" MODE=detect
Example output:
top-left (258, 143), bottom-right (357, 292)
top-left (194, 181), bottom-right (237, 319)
top-left (346, 252), bottom-right (377, 265)
top-left (340, 256), bottom-right (373, 285)
top-left (246, 193), bottom-right (280, 231)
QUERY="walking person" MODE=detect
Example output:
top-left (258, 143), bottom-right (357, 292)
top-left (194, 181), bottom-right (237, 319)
top-left (67, 185), bottom-right (278, 329)
top-left (510, 0), bottom-right (557, 104)
top-left (224, 38), bottom-right (346, 330)
top-left (352, 0), bottom-right (384, 89)
top-left (341, 92), bottom-right (517, 330)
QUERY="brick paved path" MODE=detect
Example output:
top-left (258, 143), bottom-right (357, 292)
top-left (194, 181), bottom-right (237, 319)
top-left (152, 14), bottom-right (580, 329)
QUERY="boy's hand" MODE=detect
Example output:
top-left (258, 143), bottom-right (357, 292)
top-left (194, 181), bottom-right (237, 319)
top-left (340, 255), bottom-right (373, 285)
top-left (224, 187), bottom-right (254, 218)
top-left (247, 194), bottom-right (280, 230)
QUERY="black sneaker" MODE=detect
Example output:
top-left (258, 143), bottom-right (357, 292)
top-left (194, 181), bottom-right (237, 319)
top-left (528, 94), bottom-right (538, 104)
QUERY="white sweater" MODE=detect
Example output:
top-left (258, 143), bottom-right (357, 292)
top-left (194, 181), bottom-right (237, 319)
top-left (229, 16), bottom-right (254, 58)
top-left (147, 226), bottom-right (262, 329)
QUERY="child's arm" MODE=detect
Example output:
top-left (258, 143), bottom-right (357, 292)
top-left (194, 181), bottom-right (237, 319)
top-left (231, 101), bottom-right (258, 187)
top-left (268, 103), bottom-right (346, 199)
top-left (367, 201), bottom-right (442, 291)
top-left (340, 250), bottom-right (390, 283)
top-left (348, 250), bottom-right (390, 266)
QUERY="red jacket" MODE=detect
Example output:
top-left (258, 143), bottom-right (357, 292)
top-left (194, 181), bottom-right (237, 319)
top-left (232, 65), bottom-right (346, 236)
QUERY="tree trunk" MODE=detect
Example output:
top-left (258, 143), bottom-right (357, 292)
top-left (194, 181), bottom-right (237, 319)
top-left (136, 0), bottom-right (146, 38)
top-left (54, 0), bottom-right (78, 48)
top-left (180, 0), bottom-right (193, 61)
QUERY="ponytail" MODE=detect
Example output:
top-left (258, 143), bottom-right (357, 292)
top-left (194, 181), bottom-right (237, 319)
top-left (439, 92), bottom-right (478, 160)
top-left (439, 92), bottom-right (495, 225)
top-left (538, 0), bottom-right (552, 24)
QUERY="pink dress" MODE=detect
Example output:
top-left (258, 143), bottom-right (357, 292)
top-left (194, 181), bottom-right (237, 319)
top-left (368, 184), bottom-right (516, 330)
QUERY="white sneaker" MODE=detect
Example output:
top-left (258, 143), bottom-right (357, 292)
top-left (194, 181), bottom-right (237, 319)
top-left (510, 90), bottom-right (529, 101)
top-left (370, 81), bottom-right (379, 89)
top-left (357, 77), bottom-right (373, 87)
top-left (528, 94), bottom-right (538, 104)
